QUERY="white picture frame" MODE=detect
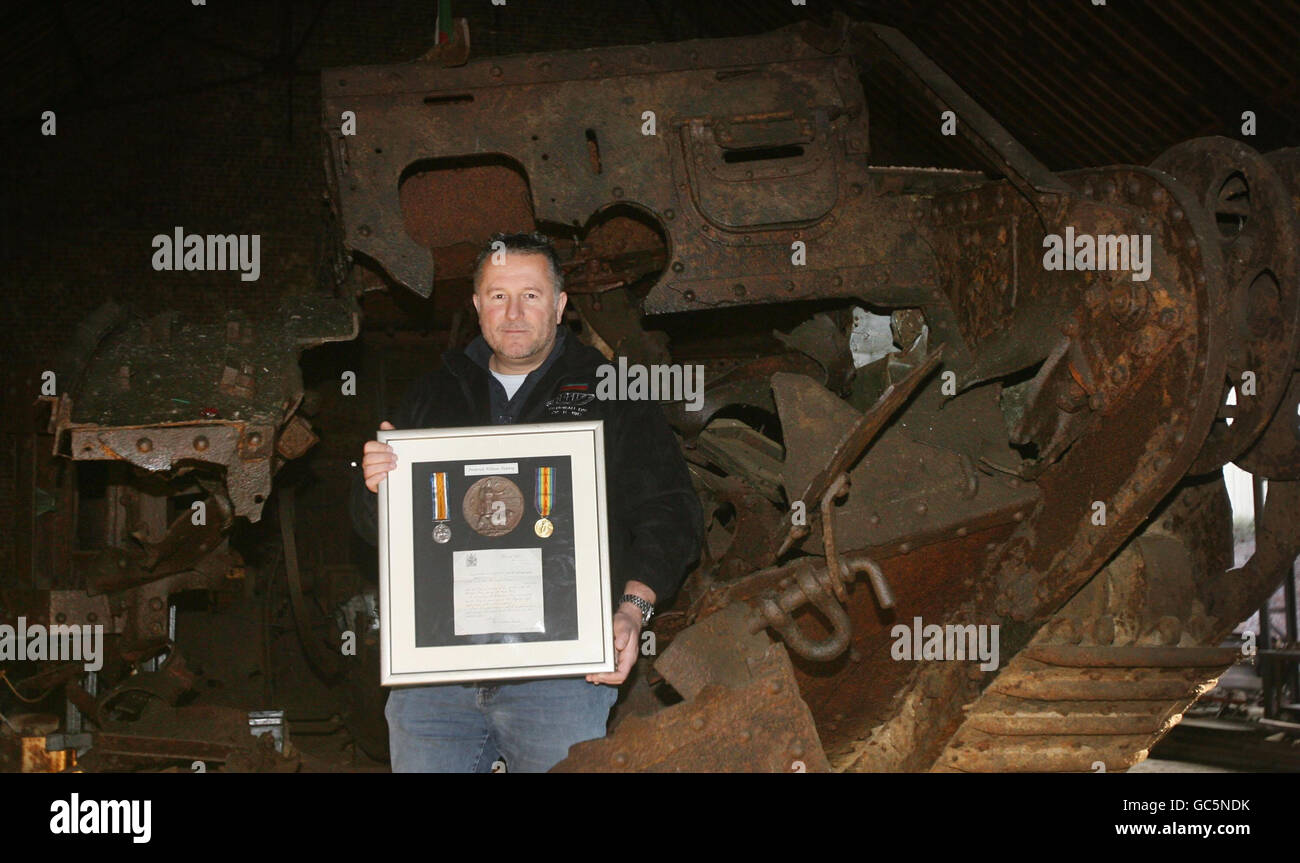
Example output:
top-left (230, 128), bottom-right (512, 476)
top-left (377, 420), bottom-right (614, 685)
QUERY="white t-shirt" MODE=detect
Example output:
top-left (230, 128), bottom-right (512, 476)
top-left (491, 369), bottom-right (529, 401)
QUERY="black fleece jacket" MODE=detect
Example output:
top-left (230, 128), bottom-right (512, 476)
top-left (350, 327), bottom-right (702, 605)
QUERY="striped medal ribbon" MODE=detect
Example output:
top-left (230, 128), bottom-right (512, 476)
top-left (534, 467), bottom-right (554, 538)
top-left (431, 472), bottom-right (451, 543)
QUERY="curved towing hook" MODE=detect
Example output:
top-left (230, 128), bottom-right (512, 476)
top-left (752, 552), bottom-right (892, 662)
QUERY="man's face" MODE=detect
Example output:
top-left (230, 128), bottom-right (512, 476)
top-left (472, 252), bottom-right (567, 373)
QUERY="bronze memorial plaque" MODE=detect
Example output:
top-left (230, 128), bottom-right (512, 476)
top-left (462, 475), bottom-right (525, 537)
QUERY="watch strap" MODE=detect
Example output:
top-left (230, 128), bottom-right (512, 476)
top-left (618, 593), bottom-right (654, 625)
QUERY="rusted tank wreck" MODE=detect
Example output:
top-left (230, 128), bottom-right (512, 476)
top-left (322, 15), bottom-right (1300, 772)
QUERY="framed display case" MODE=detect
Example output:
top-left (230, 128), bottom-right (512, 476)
top-left (377, 420), bottom-right (614, 685)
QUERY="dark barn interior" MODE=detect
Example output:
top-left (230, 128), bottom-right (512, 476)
top-left (3, 0), bottom-right (1300, 777)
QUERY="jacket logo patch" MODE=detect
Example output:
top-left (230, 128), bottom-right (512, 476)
top-left (545, 388), bottom-right (595, 416)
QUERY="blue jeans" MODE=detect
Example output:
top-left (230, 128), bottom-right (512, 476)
top-left (385, 677), bottom-right (619, 773)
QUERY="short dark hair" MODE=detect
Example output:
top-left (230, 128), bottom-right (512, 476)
top-left (472, 231), bottom-right (564, 299)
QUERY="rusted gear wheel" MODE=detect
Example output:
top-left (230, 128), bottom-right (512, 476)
top-left (1235, 371), bottom-right (1300, 479)
top-left (1150, 138), bottom-right (1300, 474)
top-left (1235, 149), bottom-right (1300, 480)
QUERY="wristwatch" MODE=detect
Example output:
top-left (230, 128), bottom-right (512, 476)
top-left (618, 594), bottom-right (654, 625)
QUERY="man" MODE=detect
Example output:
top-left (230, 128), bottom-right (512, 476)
top-left (350, 231), bottom-right (702, 772)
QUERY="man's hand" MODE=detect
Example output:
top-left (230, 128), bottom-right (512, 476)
top-left (362, 421), bottom-right (397, 493)
top-left (585, 609), bottom-right (641, 686)
top-left (586, 581), bottom-right (656, 686)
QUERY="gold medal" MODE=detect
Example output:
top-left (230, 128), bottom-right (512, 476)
top-left (462, 475), bottom-right (524, 537)
top-left (533, 467), bottom-right (554, 539)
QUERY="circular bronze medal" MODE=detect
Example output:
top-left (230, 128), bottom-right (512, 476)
top-left (462, 476), bottom-right (524, 537)
top-left (534, 517), bottom-right (553, 538)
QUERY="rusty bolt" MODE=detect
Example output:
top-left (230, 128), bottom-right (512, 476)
top-left (664, 208), bottom-right (675, 220)
top-left (358, 224), bottom-right (371, 237)
top-left (1158, 616), bottom-right (1182, 645)
top-left (691, 716), bottom-right (705, 730)
top-left (55, 613), bottom-right (66, 623)
top-left (850, 183), bottom-right (862, 195)
top-left (149, 597), bottom-right (164, 611)
top-left (489, 65), bottom-right (502, 78)
top-left (1094, 615), bottom-right (1116, 645)
top-left (1052, 618), bottom-right (1077, 643)
top-left (683, 289), bottom-right (696, 302)
top-left (956, 526), bottom-right (969, 537)
top-left (738, 729), bottom-right (752, 743)
top-left (832, 274), bottom-right (843, 287)
top-left (1158, 307), bottom-right (1181, 329)
top-left (151, 622), bottom-right (165, 636)
top-left (785, 280), bottom-right (795, 292)
top-left (868, 513), bottom-right (880, 525)
top-left (136, 437), bottom-right (153, 453)
top-left (1089, 393), bottom-right (1106, 411)
top-left (899, 542), bottom-right (912, 554)
top-left (915, 502), bottom-right (927, 516)
top-left (1151, 188), bottom-right (1167, 204)
top-left (193, 435), bottom-right (209, 451)
top-left (790, 741), bottom-right (805, 757)
top-left (612, 752), bottom-right (628, 767)
top-left (611, 186), bottom-right (624, 198)
top-left (1109, 364), bottom-right (1129, 385)
top-left (87, 612), bottom-right (98, 623)
top-left (247, 432), bottom-right (263, 447)
top-left (766, 679), bottom-right (783, 694)
top-left (1012, 510), bottom-right (1025, 522)
top-left (733, 283), bottom-right (746, 297)
top-left (671, 261), bottom-right (684, 273)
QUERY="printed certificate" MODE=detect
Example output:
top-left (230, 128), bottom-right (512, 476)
top-left (452, 548), bottom-right (545, 636)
